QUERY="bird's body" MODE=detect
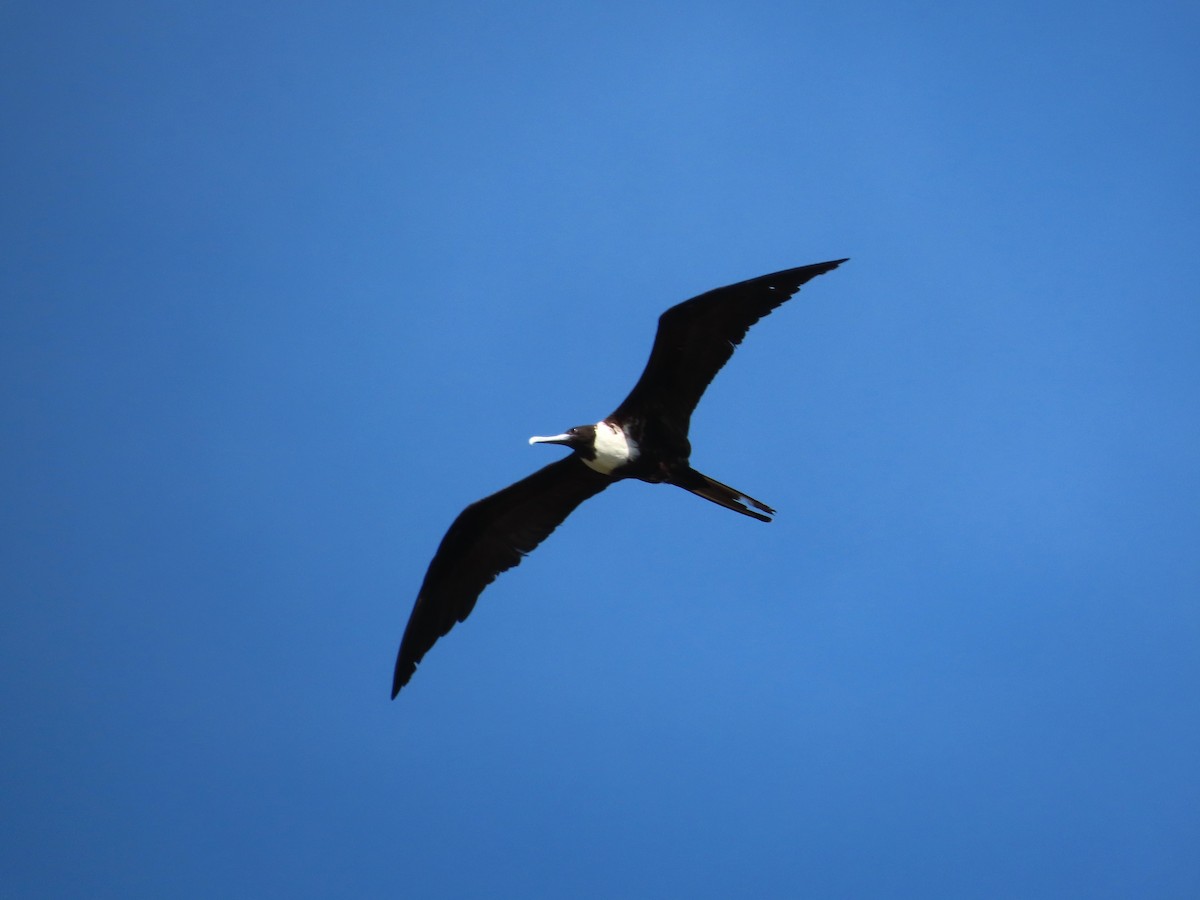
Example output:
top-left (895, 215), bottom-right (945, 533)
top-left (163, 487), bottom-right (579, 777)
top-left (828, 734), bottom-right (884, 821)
top-left (393, 258), bottom-right (847, 697)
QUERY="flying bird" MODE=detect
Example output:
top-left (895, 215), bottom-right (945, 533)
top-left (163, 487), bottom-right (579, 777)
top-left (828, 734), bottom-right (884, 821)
top-left (393, 258), bottom-right (847, 697)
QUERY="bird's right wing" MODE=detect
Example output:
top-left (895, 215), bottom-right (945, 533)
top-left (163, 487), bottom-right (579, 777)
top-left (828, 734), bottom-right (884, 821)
top-left (392, 455), bottom-right (611, 696)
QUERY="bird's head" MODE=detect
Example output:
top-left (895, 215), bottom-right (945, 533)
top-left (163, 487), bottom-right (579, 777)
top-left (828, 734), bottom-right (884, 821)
top-left (528, 425), bottom-right (596, 452)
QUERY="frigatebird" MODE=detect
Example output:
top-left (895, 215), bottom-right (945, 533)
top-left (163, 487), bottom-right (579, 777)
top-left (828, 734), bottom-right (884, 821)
top-left (392, 258), bottom-right (847, 696)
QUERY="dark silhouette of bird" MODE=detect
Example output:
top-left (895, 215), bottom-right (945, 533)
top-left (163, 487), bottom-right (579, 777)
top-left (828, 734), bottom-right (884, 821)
top-left (393, 258), bottom-right (847, 696)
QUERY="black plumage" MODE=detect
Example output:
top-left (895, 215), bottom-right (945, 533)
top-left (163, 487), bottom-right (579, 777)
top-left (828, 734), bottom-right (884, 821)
top-left (393, 258), bottom-right (847, 696)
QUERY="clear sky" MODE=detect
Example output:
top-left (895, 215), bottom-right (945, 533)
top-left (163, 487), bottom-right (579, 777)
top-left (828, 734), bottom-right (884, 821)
top-left (3, 2), bottom-right (1198, 897)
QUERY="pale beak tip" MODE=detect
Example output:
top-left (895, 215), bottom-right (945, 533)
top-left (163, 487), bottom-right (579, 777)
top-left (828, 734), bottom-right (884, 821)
top-left (529, 433), bottom-right (568, 446)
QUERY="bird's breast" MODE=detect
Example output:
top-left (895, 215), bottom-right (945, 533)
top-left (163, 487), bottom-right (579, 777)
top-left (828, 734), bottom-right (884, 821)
top-left (583, 421), bottom-right (639, 475)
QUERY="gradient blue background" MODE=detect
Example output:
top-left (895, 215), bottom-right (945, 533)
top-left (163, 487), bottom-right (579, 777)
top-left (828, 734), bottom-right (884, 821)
top-left (3, 2), bottom-right (1198, 897)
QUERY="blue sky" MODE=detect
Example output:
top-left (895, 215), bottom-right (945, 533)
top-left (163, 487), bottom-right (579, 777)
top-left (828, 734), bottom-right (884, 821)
top-left (3, 1), bottom-right (1198, 896)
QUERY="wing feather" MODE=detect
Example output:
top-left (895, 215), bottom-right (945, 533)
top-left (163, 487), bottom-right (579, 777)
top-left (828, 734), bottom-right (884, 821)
top-left (610, 259), bottom-right (847, 429)
top-left (392, 456), bottom-right (610, 696)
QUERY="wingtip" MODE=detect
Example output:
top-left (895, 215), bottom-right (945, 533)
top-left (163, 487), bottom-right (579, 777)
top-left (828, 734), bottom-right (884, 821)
top-left (391, 661), bottom-right (413, 699)
top-left (799, 257), bottom-right (849, 276)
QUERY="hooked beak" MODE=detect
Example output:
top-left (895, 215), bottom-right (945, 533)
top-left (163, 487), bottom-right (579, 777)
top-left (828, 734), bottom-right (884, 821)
top-left (529, 432), bottom-right (572, 446)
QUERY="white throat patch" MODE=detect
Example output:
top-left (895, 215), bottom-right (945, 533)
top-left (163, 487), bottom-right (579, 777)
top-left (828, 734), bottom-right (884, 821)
top-left (584, 421), bottom-right (639, 475)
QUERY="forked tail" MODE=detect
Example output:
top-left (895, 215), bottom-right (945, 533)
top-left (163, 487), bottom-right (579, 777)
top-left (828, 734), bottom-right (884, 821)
top-left (671, 467), bottom-right (775, 522)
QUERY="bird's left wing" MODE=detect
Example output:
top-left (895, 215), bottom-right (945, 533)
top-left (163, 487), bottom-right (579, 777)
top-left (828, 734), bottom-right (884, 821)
top-left (393, 455), bottom-right (611, 696)
top-left (610, 259), bottom-right (847, 430)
